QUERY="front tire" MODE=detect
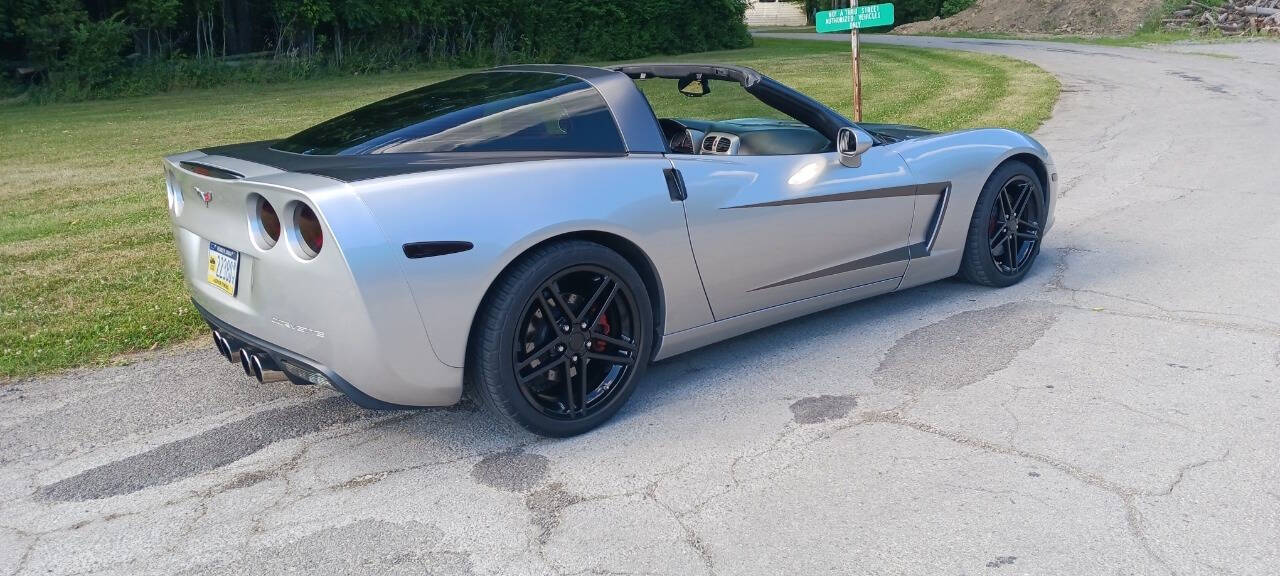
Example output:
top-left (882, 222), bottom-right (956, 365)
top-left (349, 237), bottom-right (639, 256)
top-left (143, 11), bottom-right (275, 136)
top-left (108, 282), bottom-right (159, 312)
top-left (468, 240), bottom-right (652, 437)
top-left (958, 161), bottom-right (1046, 287)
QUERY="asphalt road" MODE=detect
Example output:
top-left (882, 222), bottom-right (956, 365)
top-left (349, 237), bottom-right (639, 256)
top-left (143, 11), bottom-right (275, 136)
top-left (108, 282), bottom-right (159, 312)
top-left (4, 35), bottom-right (1280, 575)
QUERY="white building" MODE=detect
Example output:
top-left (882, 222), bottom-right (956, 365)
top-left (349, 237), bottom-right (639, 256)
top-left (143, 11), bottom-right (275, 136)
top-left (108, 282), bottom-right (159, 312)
top-left (744, 0), bottom-right (809, 27)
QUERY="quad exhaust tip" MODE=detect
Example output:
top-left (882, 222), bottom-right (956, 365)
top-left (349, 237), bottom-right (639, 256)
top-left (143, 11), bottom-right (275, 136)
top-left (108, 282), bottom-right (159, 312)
top-left (213, 330), bottom-right (240, 364)
top-left (212, 331), bottom-right (230, 360)
top-left (250, 353), bottom-right (288, 384)
top-left (238, 348), bottom-right (254, 377)
top-left (213, 330), bottom-right (296, 385)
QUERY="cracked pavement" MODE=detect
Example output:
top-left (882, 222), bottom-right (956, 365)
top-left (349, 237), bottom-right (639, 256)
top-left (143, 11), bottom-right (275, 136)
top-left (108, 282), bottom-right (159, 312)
top-left (4, 35), bottom-right (1280, 575)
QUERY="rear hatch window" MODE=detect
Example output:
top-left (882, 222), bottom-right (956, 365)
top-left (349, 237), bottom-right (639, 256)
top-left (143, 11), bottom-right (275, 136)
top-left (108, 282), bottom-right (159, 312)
top-left (273, 72), bottom-right (625, 156)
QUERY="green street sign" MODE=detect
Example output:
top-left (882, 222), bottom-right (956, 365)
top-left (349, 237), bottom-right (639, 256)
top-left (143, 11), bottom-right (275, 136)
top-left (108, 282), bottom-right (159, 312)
top-left (815, 3), bottom-right (896, 33)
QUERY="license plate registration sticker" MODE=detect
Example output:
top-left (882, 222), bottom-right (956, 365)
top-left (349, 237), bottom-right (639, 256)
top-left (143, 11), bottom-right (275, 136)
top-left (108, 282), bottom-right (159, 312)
top-left (207, 242), bottom-right (240, 295)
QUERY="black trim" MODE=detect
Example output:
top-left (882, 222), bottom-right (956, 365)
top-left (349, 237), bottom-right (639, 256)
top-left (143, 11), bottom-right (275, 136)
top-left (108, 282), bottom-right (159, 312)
top-left (750, 243), bottom-right (924, 292)
top-left (918, 183), bottom-right (952, 256)
top-left (403, 241), bottom-right (474, 259)
top-left (192, 299), bottom-right (420, 410)
top-left (725, 184), bottom-right (919, 209)
top-left (201, 140), bottom-right (625, 183)
top-left (179, 161), bottom-right (244, 180)
top-left (663, 168), bottom-right (688, 201)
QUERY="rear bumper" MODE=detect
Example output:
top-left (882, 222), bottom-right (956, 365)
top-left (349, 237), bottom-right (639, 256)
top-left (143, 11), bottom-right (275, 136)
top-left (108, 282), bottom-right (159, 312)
top-left (195, 300), bottom-right (421, 409)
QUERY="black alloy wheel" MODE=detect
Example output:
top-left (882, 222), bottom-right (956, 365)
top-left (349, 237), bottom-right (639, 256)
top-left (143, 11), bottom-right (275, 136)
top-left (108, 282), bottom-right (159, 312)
top-left (987, 174), bottom-right (1043, 275)
top-left (468, 240), bottom-right (652, 437)
top-left (513, 265), bottom-right (640, 420)
top-left (959, 161), bottom-right (1045, 287)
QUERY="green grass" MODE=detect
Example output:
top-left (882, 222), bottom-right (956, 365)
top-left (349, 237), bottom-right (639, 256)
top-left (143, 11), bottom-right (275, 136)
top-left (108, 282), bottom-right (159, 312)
top-left (0, 37), bottom-right (1059, 380)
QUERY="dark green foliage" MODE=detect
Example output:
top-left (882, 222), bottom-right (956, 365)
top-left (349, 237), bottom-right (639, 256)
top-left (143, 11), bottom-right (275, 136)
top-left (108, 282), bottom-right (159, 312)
top-left (2, 0), bottom-right (752, 102)
top-left (941, 0), bottom-right (976, 18)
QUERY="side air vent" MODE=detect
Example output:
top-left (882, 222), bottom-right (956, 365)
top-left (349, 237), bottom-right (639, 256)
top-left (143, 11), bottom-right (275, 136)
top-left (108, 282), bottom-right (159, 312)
top-left (715, 138), bottom-right (731, 153)
top-left (702, 136), bottom-right (717, 152)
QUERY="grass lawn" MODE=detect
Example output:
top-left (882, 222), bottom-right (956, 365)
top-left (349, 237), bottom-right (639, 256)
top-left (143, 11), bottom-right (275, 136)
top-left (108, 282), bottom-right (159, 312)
top-left (0, 37), bottom-right (1059, 380)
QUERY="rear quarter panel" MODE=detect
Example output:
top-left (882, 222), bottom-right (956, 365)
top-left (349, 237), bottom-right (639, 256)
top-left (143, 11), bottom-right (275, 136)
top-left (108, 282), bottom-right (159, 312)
top-left (353, 155), bottom-right (714, 368)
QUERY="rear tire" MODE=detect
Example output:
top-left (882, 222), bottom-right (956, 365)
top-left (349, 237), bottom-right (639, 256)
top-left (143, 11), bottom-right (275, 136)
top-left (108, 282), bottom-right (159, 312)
top-left (467, 240), bottom-right (652, 437)
top-left (958, 161), bottom-right (1046, 287)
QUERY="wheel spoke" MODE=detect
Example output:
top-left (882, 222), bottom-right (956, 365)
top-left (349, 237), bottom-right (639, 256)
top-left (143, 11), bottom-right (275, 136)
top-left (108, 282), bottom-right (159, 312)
top-left (546, 281), bottom-right (575, 324)
top-left (577, 276), bottom-right (613, 323)
top-left (576, 356), bottom-right (588, 415)
top-left (1020, 219), bottom-right (1041, 233)
top-left (586, 351), bottom-right (635, 366)
top-left (519, 356), bottom-right (563, 384)
top-left (998, 189), bottom-right (1014, 220)
top-left (588, 285), bottom-right (619, 328)
top-left (1006, 234), bottom-right (1019, 269)
top-left (989, 227), bottom-right (1009, 250)
top-left (1011, 182), bottom-right (1032, 217)
top-left (535, 293), bottom-right (560, 328)
top-left (591, 332), bottom-right (637, 352)
top-left (562, 357), bottom-right (575, 413)
top-left (518, 339), bottom-right (561, 370)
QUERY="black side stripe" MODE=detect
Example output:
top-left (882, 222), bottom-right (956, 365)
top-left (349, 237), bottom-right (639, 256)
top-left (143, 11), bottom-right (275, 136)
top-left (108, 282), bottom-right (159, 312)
top-left (749, 243), bottom-right (926, 292)
top-left (723, 182), bottom-right (950, 210)
top-left (404, 241), bottom-right (474, 259)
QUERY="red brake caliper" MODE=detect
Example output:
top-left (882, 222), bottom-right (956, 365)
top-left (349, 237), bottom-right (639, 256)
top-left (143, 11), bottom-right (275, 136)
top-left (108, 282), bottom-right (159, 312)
top-left (593, 313), bottom-right (610, 352)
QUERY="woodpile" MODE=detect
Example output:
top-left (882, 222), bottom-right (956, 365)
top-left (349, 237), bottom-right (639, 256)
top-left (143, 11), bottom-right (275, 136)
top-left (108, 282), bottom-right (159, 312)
top-left (1164, 0), bottom-right (1280, 35)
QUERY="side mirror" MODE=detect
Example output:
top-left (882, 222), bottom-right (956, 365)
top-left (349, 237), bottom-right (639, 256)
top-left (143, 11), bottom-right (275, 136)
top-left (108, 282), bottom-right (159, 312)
top-left (837, 127), bottom-right (873, 168)
top-left (677, 74), bottom-right (711, 98)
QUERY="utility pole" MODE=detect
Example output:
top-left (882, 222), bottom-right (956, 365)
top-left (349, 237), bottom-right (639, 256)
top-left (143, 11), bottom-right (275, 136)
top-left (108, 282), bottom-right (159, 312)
top-left (850, 0), bottom-right (862, 122)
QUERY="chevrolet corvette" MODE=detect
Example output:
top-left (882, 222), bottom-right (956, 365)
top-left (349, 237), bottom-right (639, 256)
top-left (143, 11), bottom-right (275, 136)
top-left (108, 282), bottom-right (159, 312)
top-left (163, 63), bottom-right (1056, 436)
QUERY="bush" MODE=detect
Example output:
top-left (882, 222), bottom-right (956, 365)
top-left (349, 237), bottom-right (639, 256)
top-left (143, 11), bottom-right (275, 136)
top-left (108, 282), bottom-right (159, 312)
top-left (941, 0), bottom-right (976, 18)
top-left (51, 16), bottom-right (133, 98)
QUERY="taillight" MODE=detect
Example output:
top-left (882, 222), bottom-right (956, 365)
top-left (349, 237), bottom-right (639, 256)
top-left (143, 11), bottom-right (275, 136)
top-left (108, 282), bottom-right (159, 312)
top-left (294, 204), bottom-right (323, 257)
top-left (250, 194), bottom-right (280, 249)
top-left (165, 171), bottom-right (183, 216)
top-left (259, 199), bottom-right (281, 242)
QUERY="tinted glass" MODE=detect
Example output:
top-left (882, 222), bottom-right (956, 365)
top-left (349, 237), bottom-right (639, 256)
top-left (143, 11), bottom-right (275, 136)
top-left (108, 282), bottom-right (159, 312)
top-left (274, 72), bottom-right (625, 155)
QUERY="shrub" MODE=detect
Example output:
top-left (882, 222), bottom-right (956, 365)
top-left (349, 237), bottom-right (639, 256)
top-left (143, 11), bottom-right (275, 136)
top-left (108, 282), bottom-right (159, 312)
top-left (941, 0), bottom-right (976, 18)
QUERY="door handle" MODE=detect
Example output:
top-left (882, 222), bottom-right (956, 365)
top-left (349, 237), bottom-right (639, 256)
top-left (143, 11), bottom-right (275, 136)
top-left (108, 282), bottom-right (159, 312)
top-left (663, 168), bottom-right (688, 201)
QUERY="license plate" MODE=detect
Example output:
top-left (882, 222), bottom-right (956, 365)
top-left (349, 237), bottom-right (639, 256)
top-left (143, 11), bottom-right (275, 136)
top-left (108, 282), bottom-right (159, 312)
top-left (207, 242), bottom-right (240, 296)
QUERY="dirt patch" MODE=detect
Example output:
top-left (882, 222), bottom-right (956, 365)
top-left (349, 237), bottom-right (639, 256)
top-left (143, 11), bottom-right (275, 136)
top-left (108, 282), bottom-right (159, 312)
top-left (873, 302), bottom-right (1061, 394)
top-left (525, 482), bottom-right (584, 544)
top-left (895, 0), bottom-right (1163, 36)
top-left (470, 449), bottom-right (549, 493)
top-left (789, 395), bottom-right (858, 424)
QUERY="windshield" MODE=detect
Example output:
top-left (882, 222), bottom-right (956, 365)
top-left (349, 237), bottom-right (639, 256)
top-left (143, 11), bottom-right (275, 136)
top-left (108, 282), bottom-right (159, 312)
top-left (635, 78), bottom-right (796, 124)
top-left (274, 72), bottom-right (625, 156)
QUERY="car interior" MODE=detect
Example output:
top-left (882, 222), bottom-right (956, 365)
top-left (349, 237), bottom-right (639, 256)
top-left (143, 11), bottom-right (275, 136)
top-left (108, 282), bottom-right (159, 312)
top-left (618, 65), bottom-right (837, 157)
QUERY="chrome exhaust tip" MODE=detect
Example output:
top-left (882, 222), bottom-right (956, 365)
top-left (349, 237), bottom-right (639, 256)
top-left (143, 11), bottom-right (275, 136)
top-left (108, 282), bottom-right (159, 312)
top-left (239, 348), bottom-right (254, 377)
top-left (219, 334), bottom-right (241, 363)
top-left (212, 331), bottom-right (230, 360)
top-left (250, 353), bottom-right (288, 384)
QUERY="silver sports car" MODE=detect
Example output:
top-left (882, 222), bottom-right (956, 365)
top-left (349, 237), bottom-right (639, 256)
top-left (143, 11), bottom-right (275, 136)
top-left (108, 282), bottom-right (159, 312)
top-left (164, 63), bottom-right (1056, 436)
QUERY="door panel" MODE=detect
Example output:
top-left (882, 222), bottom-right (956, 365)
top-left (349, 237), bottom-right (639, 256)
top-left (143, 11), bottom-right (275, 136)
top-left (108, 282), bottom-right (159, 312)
top-left (673, 147), bottom-right (917, 320)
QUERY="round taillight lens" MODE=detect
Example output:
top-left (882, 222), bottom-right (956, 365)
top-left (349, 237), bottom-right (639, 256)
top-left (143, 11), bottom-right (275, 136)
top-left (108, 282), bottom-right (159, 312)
top-left (258, 198), bottom-right (281, 243)
top-left (294, 204), bottom-right (323, 257)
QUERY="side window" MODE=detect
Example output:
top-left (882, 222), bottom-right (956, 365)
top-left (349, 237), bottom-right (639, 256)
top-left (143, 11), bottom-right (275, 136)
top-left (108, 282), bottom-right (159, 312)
top-left (274, 72), bottom-right (625, 156)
